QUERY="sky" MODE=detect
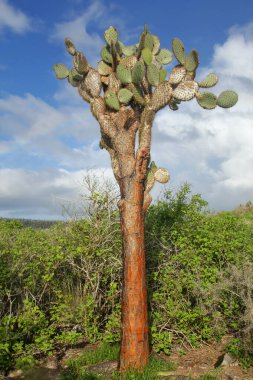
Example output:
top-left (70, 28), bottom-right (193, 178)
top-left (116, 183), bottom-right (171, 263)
top-left (0, 0), bottom-right (253, 220)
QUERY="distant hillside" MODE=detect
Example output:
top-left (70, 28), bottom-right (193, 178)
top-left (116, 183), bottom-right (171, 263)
top-left (0, 217), bottom-right (63, 229)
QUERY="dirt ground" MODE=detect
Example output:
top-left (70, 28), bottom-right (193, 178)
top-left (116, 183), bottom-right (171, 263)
top-left (156, 335), bottom-right (253, 379)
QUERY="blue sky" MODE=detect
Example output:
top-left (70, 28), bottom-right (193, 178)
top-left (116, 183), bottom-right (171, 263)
top-left (0, 0), bottom-right (253, 219)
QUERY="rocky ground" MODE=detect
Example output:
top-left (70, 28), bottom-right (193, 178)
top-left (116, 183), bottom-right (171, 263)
top-left (3, 337), bottom-right (253, 380)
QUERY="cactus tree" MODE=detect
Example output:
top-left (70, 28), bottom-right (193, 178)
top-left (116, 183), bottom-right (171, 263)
top-left (54, 26), bottom-right (238, 372)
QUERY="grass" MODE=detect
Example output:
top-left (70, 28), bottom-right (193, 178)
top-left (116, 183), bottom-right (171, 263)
top-left (60, 342), bottom-right (175, 380)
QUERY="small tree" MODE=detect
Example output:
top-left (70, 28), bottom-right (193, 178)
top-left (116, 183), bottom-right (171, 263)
top-left (54, 25), bottom-right (238, 371)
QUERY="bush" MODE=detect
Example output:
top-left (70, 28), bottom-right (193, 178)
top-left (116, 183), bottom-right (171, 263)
top-left (1, 182), bottom-right (253, 371)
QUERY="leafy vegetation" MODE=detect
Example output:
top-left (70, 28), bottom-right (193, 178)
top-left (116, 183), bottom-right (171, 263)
top-left (0, 180), bottom-right (253, 374)
top-left (61, 342), bottom-right (175, 380)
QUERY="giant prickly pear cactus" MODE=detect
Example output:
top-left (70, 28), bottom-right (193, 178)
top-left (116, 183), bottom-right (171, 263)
top-left (54, 25), bottom-right (238, 373)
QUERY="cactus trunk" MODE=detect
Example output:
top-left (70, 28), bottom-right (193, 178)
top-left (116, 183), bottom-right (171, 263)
top-left (118, 180), bottom-right (150, 372)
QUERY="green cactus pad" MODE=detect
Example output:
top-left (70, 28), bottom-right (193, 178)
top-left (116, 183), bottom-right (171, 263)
top-left (185, 50), bottom-right (199, 72)
top-left (156, 48), bottom-right (173, 65)
top-left (147, 64), bottom-right (160, 87)
top-left (144, 33), bottom-right (154, 51)
top-left (116, 64), bottom-right (132, 84)
top-left (198, 73), bottom-right (219, 88)
top-left (68, 69), bottom-right (82, 87)
top-left (105, 91), bottom-right (120, 111)
top-left (216, 90), bottom-right (238, 108)
top-left (73, 52), bottom-right (89, 74)
top-left (127, 83), bottom-right (145, 106)
top-left (132, 61), bottom-right (145, 84)
top-left (152, 35), bottom-right (160, 55)
top-left (97, 60), bottom-right (112, 76)
top-left (118, 88), bottom-right (133, 104)
top-left (100, 46), bottom-right (113, 64)
top-left (53, 64), bottom-right (69, 79)
top-left (159, 68), bottom-right (167, 83)
top-left (104, 26), bottom-right (118, 45)
top-left (142, 47), bottom-right (153, 65)
top-left (65, 38), bottom-right (76, 56)
top-left (70, 68), bottom-right (83, 81)
top-left (172, 38), bottom-right (186, 65)
top-left (196, 92), bottom-right (217, 109)
top-left (118, 41), bottom-right (135, 56)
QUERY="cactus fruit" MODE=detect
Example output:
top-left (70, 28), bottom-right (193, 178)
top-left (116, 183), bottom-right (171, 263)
top-left (154, 168), bottom-right (170, 183)
top-left (152, 35), bottom-right (160, 55)
top-left (97, 60), bottom-right (113, 76)
top-left (185, 50), bottom-right (199, 72)
top-left (173, 81), bottom-right (199, 101)
top-left (73, 52), bottom-right (89, 74)
top-left (116, 64), bottom-right (132, 84)
top-left (216, 90), bottom-right (238, 108)
top-left (196, 92), bottom-right (217, 109)
top-left (144, 33), bottom-right (154, 51)
top-left (132, 61), bottom-right (145, 84)
top-left (53, 64), bottom-right (69, 79)
top-left (198, 73), bottom-right (219, 88)
top-left (104, 26), bottom-right (118, 45)
top-left (118, 88), bottom-right (133, 104)
top-left (159, 68), bottom-right (167, 83)
top-left (156, 48), bottom-right (173, 65)
top-left (100, 46), bottom-right (113, 64)
top-left (65, 38), bottom-right (76, 56)
top-left (127, 83), bottom-right (145, 106)
top-left (151, 81), bottom-right (173, 111)
top-left (147, 64), bottom-right (160, 87)
top-left (105, 91), bottom-right (120, 111)
top-left (142, 48), bottom-right (153, 65)
top-left (168, 65), bottom-right (186, 84)
top-left (172, 38), bottom-right (186, 65)
top-left (83, 69), bottom-right (102, 97)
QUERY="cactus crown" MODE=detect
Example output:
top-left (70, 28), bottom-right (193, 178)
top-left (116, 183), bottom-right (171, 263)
top-left (53, 25), bottom-right (238, 112)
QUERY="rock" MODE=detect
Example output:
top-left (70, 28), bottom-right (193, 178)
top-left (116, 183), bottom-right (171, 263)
top-left (42, 356), bottom-right (58, 370)
top-left (7, 369), bottom-right (24, 378)
top-left (87, 360), bottom-right (118, 375)
top-left (215, 353), bottom-right (236, 367)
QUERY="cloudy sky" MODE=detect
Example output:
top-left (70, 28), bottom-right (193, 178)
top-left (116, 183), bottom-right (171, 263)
top-left (0, 0), bottom-right (253, 220)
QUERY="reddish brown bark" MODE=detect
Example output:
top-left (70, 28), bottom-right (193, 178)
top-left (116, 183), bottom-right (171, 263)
top-left (118, 180), bottom-right (149, 371)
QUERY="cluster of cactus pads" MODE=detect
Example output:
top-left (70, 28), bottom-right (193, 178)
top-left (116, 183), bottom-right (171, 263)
top-left (54, 25), bottom-right (238, 112)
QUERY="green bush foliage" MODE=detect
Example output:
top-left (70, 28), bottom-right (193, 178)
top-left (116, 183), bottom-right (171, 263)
top-left (0, 182), bottom-right (253, 372)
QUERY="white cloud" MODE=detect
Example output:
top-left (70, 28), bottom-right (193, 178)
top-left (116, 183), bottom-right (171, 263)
top-left (1, 20), bottom-right (253, 218)
top-left (0, 0), bottom-right (32, 34)
top-left (51, 1), bottom-right (106, 65)
top-left (0, 167), bottom-right (114, 220)
top-left (0, 92), bottom-right (109, 168)
top-left (151, 24), bottom-right (253, 211)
